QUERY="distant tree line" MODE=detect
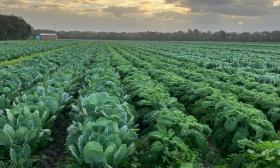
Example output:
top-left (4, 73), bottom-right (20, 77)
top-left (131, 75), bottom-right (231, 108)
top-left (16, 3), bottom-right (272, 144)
top-left (0, 14), bottom-right (32, 40)
top-left (33, 29), bottom-right (280, 42)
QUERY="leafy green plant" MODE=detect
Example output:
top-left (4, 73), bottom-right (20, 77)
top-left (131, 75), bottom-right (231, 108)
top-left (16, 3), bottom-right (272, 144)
top-left (0, 44), bottom-right (94, 166)
top-left (67, 119), bottom-right (135, 168)
top-left (144, 109), bottom-right (211, 154)
top-left (67, 51), bottom-right (137, 167)
top-left (228, 140), bottom-right (280, 168)
top-left (108, 50), bottom-right (211, 167)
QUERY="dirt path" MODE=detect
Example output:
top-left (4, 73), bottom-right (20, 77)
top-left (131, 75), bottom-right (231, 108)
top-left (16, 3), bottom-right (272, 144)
top-left (37, 108), bottom-right (71, 168)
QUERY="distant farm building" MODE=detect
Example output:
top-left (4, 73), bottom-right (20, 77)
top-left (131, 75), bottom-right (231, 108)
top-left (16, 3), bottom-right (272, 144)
top-left (35, 33), bottom-right (57, 40)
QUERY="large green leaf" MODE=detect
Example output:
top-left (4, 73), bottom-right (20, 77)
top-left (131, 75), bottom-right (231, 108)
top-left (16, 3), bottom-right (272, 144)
top-left (0, 129), bottom-right (13, 146)
top-left (10, 147), bottom-right (17, 162)
top-left (3, 124), bottom-right (16, 138)
top-left (69, 144), bottom-right (81, 161)
top-left (83, 141), bottom-right (106, 164)
top-left (105, 143), bottom-right (117, 163)
top-left (6, 109), bottom-right (14, 121)
top-left (40, 96), bottom-right (59, 113)
top-left (113, 144), bottom-right (128, 165)
top-left (16, 127), bottom-right (28, 142)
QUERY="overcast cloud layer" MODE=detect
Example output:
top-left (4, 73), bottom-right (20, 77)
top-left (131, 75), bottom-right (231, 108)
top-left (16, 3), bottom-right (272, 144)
top-left (0, 0), bottom-right (279, 32)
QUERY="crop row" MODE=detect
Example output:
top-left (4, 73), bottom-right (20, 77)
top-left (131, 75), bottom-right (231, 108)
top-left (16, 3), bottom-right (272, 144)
top-left (115, 42), bottom-right (280, 167)
top-left (134, 42), bottom-right (280, 75)
top-left (0, 40), bottom-right (78, 61)
top-left (66, 46), bottom-right (137, 168)
top-left (1, 41), bottom-right (279, 167)
top-left (107, 42), bottom-right (280, 166)
top-left (130, 42), bottom-right (280, 86)
top-left (124, 42), bottom-right (280, 95)
top-left (0, 44), bottom-right (91, 111)
top-left (0, 45), bottom-right (96, 167)
top-left (115, 43), bottom-right (280, 128)
top-left (108, 44), bottom-right (211, 167)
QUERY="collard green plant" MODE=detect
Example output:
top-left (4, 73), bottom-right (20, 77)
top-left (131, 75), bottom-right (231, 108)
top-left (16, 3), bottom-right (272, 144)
top-left (67, 51), bottom-right (137, 167)
top-left (67, 119), bottom-right (136, 168)
top-left (0, 44), bottom-right (95, 167)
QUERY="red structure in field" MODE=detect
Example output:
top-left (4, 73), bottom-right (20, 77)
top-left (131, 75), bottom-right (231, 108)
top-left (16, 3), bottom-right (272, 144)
top-left (37, 33), bottom-right (57, 40)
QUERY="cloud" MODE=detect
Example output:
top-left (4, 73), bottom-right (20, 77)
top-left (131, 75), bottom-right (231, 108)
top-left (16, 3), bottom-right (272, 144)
top-left (166, 0), bottom-right (234, 6)
top-left (165, 0), bottom-right (280, 16)
top-left (103, 6), bottom-right (146, 17)
top-left (0, 0), bottom-right (27, 7)
top-left (0, 0), bottom-right (279, 32)
top-left (0, 0), bottom-right (192, 16)
top-left (273, 0), bottom-right (280, 6)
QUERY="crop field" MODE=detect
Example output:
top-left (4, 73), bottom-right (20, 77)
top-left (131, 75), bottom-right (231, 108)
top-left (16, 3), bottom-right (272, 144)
top-left (0, 40), bottom-right (280, 168)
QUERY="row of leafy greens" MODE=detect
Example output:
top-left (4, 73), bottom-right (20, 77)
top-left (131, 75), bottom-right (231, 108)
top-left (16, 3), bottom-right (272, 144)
top-left (129, 41), bottom-right (280, 87)
top-left (0, 44), bottom-right (89, 110)
top-left (66, 46), bottom-right (138, 168)
top-left (122, 43), bottom-right (280, 127)
top-left (0, 44), bottom-right (95, 167)
top-left (108, 41), bottom-right (280, 167)
top-left (109, 44), bottom-right (211, 168)
top-left (0, 40), bottom-right (77, 61)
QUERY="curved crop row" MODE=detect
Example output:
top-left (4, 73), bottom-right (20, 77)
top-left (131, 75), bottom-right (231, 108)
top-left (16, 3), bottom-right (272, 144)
top-left (115, 44), bottom-right (280, 127)
top-left (0, 44), bottom-right (89, 110)
top-left (66, 46), bottom-right (137, 168)
top-left (0, 40), bottom-right (78, 61)
top-left (125, 43), bottom-right (279, 93)
top-left (122, 42), bottom-right (280, 94)
top-left (109, 43), bottom-right (279, 155)
top-left (109, 46), bottom-right (211, 168)
top-left (133, 42), bottom-right (280, 77)
top-left (0, 46), bottom-right (95, 167)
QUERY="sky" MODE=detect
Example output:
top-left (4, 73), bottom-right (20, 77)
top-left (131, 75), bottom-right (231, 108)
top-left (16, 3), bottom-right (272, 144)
top-left (1, 0), bottom-right (280, 32)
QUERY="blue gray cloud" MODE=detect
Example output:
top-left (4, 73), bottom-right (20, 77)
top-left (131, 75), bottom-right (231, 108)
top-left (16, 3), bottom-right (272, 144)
top-left (165, 0), bottom-right (280, 16)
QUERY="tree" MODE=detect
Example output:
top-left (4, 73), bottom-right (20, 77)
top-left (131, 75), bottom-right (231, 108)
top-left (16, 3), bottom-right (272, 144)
top-left (32, 29), bottom-right (280, 42)
top-left (0, 14), bottom-right (32, 40)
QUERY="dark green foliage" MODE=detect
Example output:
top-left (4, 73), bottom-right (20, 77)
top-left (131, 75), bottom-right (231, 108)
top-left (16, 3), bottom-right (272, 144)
top-left (144, 109), bottom-right (211, 155)
top-left (34, 29), bottom-right (280, 42)
top-left (109, 48), bottom-right (211, 167)
top-left (2, 41), bottom-right (280, 168)
top-left (67, 48), bottom-right (138, 168)
top-left (227, 140), bottom-right (280, 168)
top-left (0, 43), bottom-right (96, 167)
top-left (0, 14), bottom-right (32, 40)
top-left (109, 41), bottom-right (279, 156)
